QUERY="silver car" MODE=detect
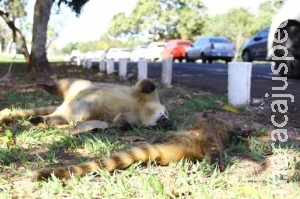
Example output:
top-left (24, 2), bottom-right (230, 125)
top-left (145, 42), bottom-right (166, 62)
top-left (106, 48), bottom-right (131, 61)
top-left (130, 45), bottom-right (148, 61)
top-left (186, 36), bottom-right (236, 63)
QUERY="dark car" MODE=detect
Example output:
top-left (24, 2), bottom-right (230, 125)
top-left (242, 27), bottom-right (269, 62)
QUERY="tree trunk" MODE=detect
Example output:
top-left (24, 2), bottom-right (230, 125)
top-left (28, 0), bottom-right (54, 73)
top-left (0, 10), bottom-right (30, 64)
top-left (234, 30), bottom-right (243, 61)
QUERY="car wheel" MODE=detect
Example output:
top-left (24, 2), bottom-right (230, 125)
top-left (273, 22), bottom-right (300, 78)
top-left (185, 53), bottom-right (190, 62)
top-left (201, 53), bottom-right (207, 63)
top-left (242, 50), bottom-right (252, 62)
top-left (225, 58), bottom-right (232, 64)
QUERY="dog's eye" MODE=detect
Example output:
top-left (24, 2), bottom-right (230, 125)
top-left (164, 110), bottom-right (168, 117)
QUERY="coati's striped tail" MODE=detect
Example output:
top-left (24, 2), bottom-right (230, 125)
top-left (33, 143), bottom-right (188, 181)
top-left (0, 106), bottom-right (58, 125)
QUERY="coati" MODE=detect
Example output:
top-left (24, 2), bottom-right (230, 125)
top-left (0, 78), bottom-right (173, 130)
top-left (33, 114), bottom-right (233, 181)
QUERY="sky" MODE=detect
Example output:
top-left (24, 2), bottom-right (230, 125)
top-left (44, 0), bottom-right (267, 49)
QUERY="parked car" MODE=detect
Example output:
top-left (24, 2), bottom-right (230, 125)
top-left (242, 27), bottom-right (269, 62)
top-left (69, 49), bottom-right (81, 64)
top-left (185, 36), bottom-right (235, 63)
top-left (83, 51), bottom-right (96, 60)
top-left (161, 39), bottom-right (193, 62)
top-left (130, 45), bottom-right (148, 61)
top-left (105, 48), bottom-right (131, 61)
top-left (267, 0), bottom-right (300, 78)
top-left (145, 42), bottom-right (166, 61)
top-left (94, 50), bottom-right (107, 60)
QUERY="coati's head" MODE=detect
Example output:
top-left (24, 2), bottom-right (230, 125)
top-left (140, 102), bottom-right (173, 128)
top-left (134, 79), bottom-right (172, 128)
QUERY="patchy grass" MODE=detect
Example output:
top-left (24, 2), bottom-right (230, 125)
top-left (0, 62), bottom-right (299, 198)
top-left (0, 54), bottom-right (26, 63)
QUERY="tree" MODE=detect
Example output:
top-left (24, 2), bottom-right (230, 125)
top-left (27, 0), bottom-right (54, 73)
top-left (253, 1), bottom-right (284, 31)
top-left (0, 0), bottom-right (30, 63)
top-left (226, 8), bottom-right (256, 60)
top-left (0, 20), bottom-right (11, 54)
top-left (60, 42), bottom-right (79, 55)
top-left (0, 0), bottom-right (90, 72)
top-left (108, 0), bottom-right (207, 41)
top-left (28, 0), bottom-right (90, 73)
top-left (202, 8), bottom-right (255, 60)
top-left (46, 25), bottom-right (60, 50)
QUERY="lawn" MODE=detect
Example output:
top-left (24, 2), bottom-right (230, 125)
top-left (0, 61), bottom-right (299, 199)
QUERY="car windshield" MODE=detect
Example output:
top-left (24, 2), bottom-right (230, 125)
top-left (178, 42), bottom-right (191, 46)
top-left (209, 38), bottom-right (230, 43)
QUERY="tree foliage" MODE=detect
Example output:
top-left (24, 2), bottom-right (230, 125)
top-left (201, 1), bottom-right (284, 60)
top-left (108, 0), bottom-right (207, 41)
top-left (0, 0), bottom-right (27, 44)
top-left (0, 0), bottom-right (90, 72)
top-left (254, 0), bottom-right (284, 31)
top-left (0, 0), bottom-right (287, 67)
top-left (202, 8), bottom-right (255, 59)
top-left (60, 33), bottom-right (145, 55)
top-left (56, 0), bottom-right (89, 16)
top-left (0, 0), bottom-right (27, 21)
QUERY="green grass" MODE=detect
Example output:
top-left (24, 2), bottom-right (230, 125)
top-left (0, 63), bottom-right (299, 198)
top-left (0, 54), bottom-right (26, 62)
top-left (0, 54), bottom-right (64, 63)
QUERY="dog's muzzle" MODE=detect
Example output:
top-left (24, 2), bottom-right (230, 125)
top-left (156, 115), bottom-right (173, 128)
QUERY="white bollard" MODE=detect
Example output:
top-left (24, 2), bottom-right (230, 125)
top-left (138, 59), bottom-right (148, 80)
top-left (161, 58), bottom-right (173, 87)
top-left (228, 62), bottom-right (252, 106)
top-left (99, 59), bottom-right (106, 72)
top-left (119, 58), bottom-right (127, 78)
top-left (106, 59), bottom-right (115, 75)
top-left (76, 57), bottom-right (81, 66)
top-left (86, 59), bottom-right (92, 69)
top-left (82, 59), bottom-right (87, 68)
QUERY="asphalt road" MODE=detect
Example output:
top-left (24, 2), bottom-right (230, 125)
top-left (123, 61), bottom-right (299, 108)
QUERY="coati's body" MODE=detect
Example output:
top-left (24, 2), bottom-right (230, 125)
top-left (33, 115), bottom-right (232, 181)
top-left (0, 78), bottom-right (172, 129)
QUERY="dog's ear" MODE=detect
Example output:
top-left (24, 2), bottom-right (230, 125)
top-left (135, 79), bottom-right (156, 94)
top-left (36, 84), bottom-right (59, 95)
